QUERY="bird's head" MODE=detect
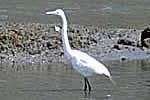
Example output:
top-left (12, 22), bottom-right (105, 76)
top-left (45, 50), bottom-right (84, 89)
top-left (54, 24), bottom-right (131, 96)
top-left (54, 25), bottom-right (61, 32)
top-left (46, 9), bottom-right (64, 16)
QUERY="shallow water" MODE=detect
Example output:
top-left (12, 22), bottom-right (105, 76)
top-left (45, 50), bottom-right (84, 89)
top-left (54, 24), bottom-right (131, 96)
top-left (0, 0), bottom-right (150, 27)
top-left (0, 59), bottom-right (150, 100)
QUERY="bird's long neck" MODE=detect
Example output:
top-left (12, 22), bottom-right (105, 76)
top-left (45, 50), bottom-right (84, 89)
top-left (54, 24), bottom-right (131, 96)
top-left (60, 14), bottom-right (72, 59)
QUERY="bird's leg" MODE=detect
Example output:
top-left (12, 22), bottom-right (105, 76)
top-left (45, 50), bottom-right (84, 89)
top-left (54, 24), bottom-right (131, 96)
top-left (84, 77), bottom-right (87, 91)
top-left (86, 78), bottom-right (91, 92)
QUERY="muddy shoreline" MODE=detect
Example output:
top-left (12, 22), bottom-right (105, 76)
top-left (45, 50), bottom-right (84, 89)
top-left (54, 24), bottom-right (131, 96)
top-left (0, 22), bottom-right (149, 63)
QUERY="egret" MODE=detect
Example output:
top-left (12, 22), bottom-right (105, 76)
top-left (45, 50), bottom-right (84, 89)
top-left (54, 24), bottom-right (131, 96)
top-left (46, 9), bottom-right (115, 91)
top-left (54, 25), bottom-right (61, 32)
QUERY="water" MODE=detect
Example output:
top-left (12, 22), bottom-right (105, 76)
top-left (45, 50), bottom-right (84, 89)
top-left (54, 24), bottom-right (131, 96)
top-left (0, 59), bottom-right (150, 100)
top-left (0, 0), bottom-right (150, 27)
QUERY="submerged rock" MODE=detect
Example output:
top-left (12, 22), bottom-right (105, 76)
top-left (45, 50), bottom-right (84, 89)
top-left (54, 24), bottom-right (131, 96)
top-left (120, 56), bottom-right (128, 61)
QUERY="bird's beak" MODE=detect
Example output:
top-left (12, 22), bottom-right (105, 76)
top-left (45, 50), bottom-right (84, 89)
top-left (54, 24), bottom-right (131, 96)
top-left (45, 11), bottom-right (56, 15)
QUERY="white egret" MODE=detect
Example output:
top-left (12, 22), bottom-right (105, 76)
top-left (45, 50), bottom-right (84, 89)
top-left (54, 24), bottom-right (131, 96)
top-left (54, 25), bottom-right (61, 32)
top-left (46, 9), bottom-right (115, 91)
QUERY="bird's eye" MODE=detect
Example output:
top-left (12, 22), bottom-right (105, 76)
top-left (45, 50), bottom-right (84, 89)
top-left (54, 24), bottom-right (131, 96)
top-left (56, 12), bottom-right (59, 14)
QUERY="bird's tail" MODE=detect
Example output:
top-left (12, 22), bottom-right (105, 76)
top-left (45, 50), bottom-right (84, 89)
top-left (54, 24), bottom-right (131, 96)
top-left (109, 76), bottom-right (116, 86)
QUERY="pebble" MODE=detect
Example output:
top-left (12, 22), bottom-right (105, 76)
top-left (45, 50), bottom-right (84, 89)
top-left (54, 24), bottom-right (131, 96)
top-left (106, 94), bottom-right (111, 97)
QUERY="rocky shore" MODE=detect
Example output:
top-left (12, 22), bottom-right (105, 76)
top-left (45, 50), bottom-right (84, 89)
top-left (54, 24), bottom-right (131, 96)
top-left (0, 22), bottom-right (149, 63)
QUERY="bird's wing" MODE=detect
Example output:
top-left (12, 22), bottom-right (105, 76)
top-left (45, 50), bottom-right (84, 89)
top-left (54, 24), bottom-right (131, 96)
top-left (71, 50), bottom-right (105, 71)
top-left (73, 50), bottom-right (107, 74)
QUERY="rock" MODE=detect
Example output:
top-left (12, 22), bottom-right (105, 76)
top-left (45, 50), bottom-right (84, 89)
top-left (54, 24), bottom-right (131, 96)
top-left (144, 38), bottom-right (150, 48)
top-left (28, 49), bottom-right (41, 55)
top-left (141, 27), bottom-right (150, 48)
top-left (0, 22), bottom-right (148, 62)
top-left (120, 56), bottom-right (127, 61)
top-left (76, 29), bottom-right (80, 33)
top-left (117, 39), bottom-right (135, 46)
top-left (113, 45), bottom-right (120, 50)
top-left (0, 54), bottom-right (6, 59)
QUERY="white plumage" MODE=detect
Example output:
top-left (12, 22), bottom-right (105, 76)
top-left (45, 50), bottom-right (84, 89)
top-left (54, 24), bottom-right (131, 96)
top-left (71, 50), bottom-right (110, 77)
top-left (46, 9), bottom-right (114, 91)
top-left (54, 25), bottom-right (61, 32)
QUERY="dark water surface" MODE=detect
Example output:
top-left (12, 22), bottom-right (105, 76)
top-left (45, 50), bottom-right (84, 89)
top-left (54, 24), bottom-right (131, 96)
top-left (0, 0), bottom-right (150, 28)
top-left (0, 59), bottom-right (150, 100)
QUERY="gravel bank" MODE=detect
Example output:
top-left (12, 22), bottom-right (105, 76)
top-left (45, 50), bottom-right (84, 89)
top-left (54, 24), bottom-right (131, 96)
top-left (0, 22), bottom-right (149, 63)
